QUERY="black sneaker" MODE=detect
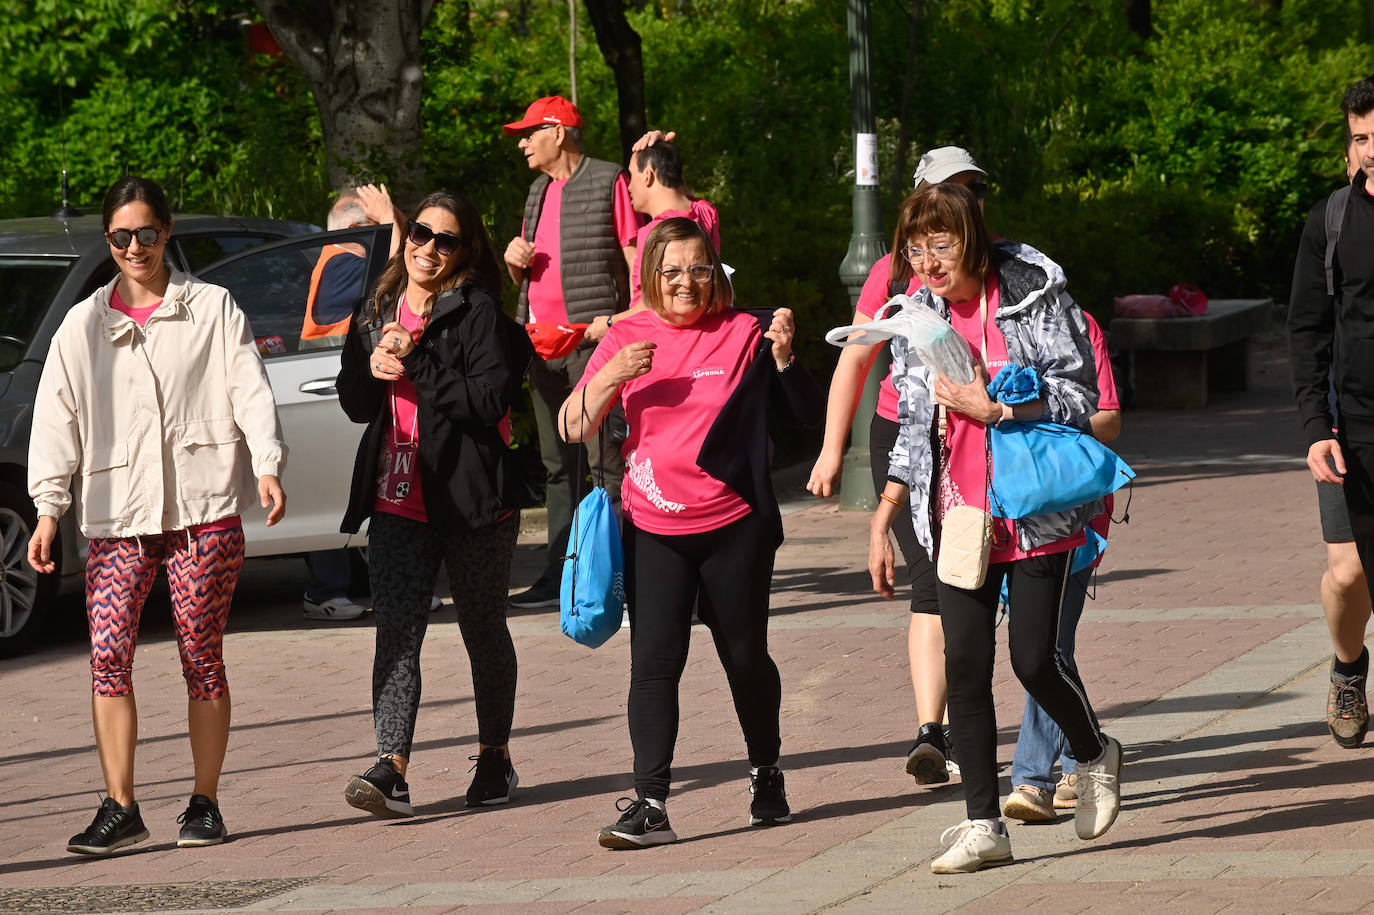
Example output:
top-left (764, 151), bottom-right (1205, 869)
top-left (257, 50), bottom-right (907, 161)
top-left (67, 797), bottom-right (150, 856)
top-left (509, 577), bottom-right (561, 609)
top-left (345, 756), bottom-right (414, 818)
top-left (176, 794), bottom-right (227, 847)
top-left (749, 766), bottom-right (792, 826)
top-left (465, 747), bottom-right (518, 807)
top-left (944, 723), bottom-right (960, 776)
top-left (598, 797), bottom-right (677, 848)
top-left (905, 723), bottom-right (950, 784)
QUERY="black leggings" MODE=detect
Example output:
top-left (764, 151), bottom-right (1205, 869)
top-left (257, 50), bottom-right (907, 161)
top-left (623, 511), bottom-right (782, 801)
top-left (369, 510), bottom-right (520, 758)
top-left (938, 550), bottom-right (1105, 820)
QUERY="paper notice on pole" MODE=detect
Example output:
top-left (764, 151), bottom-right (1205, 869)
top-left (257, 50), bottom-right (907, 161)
top-left (856, 133), bottom-right (879, 186)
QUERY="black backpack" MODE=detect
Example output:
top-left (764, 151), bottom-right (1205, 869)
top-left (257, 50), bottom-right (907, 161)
top-left (1324, 184), bottom-right (1353, 296)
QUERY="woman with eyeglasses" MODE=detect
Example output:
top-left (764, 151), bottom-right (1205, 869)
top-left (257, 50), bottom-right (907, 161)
top-left (337, 191), bottom-right (536, 818)
top-left (808, 146), bottom-right (989, 788)
top-left (29, 176), bottom-right (287, 855)
top-left (559, 217), bottom-right (822, 849)
top-left (867, 182), bottom-right (1122, 873)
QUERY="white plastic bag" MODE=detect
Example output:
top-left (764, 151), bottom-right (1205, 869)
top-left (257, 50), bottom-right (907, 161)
top-left (824, 293), bottom-right (975, 384)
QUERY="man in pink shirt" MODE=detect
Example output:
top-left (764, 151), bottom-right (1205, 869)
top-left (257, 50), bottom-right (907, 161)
top-left (503, 96), bottom-right (640, 608)
top-left (626, 141), bottom-right (721, 307)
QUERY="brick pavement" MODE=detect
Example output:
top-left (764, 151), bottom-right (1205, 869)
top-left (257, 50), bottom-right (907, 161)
top-left (3, 336), bottom-right (1374, 912)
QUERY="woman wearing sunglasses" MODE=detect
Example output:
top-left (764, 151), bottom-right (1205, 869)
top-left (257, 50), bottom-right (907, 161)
top-left (29, 176), bottom-right (287, 855)
top-left (560, 218), bottom-right (822, 848)
top-left (868, 182), bottom-right (1121, 873)
top-left (336, 191), bottom-right (536, 817)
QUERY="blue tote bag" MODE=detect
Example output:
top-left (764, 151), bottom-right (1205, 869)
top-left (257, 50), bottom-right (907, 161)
top-left (559, 391), bottom-right (625, 648)
top-left (987, 421), bottom-right (1135, 519)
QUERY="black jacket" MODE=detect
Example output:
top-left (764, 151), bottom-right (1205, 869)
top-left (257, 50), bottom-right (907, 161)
top-left (697, 333), bottom-right (824, 549)
top-left (1289, 171), bottom-right (1374, 445)
top-left (337, 283), bottom-right (537, 534)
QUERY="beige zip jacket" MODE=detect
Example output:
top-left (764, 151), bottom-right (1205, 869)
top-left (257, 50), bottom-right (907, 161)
top-left (29, 270), bottom-right (286, 539)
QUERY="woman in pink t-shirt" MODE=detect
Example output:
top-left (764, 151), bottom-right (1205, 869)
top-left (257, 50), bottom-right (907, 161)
top-left (337, 191), bottom-right (536, 820)
top-left (868, 183), bottom-right (1122, 873)
top-left (561, 218), bottom-right (819, 849)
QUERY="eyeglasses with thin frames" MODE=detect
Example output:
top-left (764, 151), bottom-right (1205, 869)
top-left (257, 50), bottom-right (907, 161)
top-left (518, 124), bottom-right (557, 142)
top-left (106, 226), bottom-right (162, 249)
top-left (658, 264), bottom-right (714, 283)
top-left (902, 241), bottom-right (961, 264)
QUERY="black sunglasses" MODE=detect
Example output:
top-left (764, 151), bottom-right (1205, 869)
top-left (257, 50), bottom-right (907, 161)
top-left (407, 222), bottom-right (460, 256)
top-left (106, 226), bottom-right (162, 249)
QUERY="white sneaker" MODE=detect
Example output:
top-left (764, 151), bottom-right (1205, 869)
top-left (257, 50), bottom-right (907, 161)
top-left (930, 820), bottom-right (1014, 874)
top-left (1075, 735), bottom-right (1123, 839)
top-left (303, 596), bottom-right (368, 621)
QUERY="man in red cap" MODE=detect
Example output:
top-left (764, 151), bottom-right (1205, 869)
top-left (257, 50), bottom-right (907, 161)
top-left (504, 95), bottom-right (640, 609)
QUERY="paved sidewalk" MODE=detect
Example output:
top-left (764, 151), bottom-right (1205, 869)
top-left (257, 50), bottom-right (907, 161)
top-left (3, 337), bottom-right (1373, 913)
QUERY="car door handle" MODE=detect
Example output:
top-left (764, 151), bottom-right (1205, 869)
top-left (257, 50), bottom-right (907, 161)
top-left (299, 378), bottom-right (338, 396)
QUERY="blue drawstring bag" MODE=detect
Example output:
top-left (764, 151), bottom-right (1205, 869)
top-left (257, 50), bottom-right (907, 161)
top-left (560, 486), bottom-right (625, 648)
top-left (987, 421), bottom-right (1135, 519)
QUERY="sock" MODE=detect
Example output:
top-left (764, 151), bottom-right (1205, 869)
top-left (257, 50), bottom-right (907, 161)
top-left (973, 817), bottom-right (1005, 835)
top-left (1334, 646), bottom-right (1369, 679)
top-left (644, 797), bottom-right (666, 811)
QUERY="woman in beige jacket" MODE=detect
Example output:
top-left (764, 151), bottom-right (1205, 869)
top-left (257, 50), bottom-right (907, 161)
top-left (27, 177), bottom-right (287, 856)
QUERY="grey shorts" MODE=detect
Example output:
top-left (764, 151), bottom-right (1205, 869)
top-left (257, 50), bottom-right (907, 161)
top-left (1318, 480), bottom-right (1355, 543)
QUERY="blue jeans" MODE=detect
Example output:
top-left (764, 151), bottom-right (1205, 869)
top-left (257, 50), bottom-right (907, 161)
top-left (1010, 566), bottom-right (1093, 791)
top-left (304, 549), bottom-right (353, 602)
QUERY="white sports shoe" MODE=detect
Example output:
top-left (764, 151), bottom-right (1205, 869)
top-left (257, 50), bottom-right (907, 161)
top-left (303, 596), bottom-right (368, 621)
top-left (930, 820), bottom-right (1014, 874)
top-left (1075, 735), bottom-right (1123, 839)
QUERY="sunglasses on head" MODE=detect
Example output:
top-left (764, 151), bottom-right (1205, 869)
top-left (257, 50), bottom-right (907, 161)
top-left (407, 222), bottom-right (460, 256)
top-left (106, 226), bottom-right (162, 249)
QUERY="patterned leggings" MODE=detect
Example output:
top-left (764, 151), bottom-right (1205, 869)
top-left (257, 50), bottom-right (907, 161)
top-left (86, 527), bottom-right (246, 700)
top-left (368, 511), bottom-right (520, 758)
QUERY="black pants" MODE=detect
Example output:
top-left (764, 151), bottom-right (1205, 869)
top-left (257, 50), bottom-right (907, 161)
top-left (623, 511), bottom-right (782, 801)
top-left (869, 414), bottom-right (939, 614)
top-left (938, 550), bottom-right (1105, 819)
top-left (1340, 435), bottom-right (1374, 608)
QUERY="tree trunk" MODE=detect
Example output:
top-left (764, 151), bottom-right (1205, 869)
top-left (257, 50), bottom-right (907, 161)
top-left (1123, 0), bottom-right (1150, 38)
top-left (894, 0), bottom-right (922, 211)
top-left (583, 0), bottom-right (647, 163)
top-left (252, 0), bottom-right (436, 204)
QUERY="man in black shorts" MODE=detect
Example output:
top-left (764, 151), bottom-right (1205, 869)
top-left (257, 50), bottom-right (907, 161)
top-left (1289, 80), bottom-right (1374, 747)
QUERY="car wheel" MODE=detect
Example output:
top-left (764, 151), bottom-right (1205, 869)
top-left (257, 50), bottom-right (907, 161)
top-left (0, 482), bottom-right (59, 658)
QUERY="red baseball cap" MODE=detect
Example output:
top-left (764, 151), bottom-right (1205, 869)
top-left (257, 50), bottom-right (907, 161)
top-left (503, 96), bottom-right (582, 135)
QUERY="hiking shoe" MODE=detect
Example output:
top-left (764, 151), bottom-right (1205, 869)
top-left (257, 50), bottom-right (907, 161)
top-left (930, 820), bottom-right (1014, 874)
top-left (1003, 785), bottom-right (1056, 822)
top-left (67, 797), bottom-right (150, 856)
top-left (176, 794), bottom-right (227, 847)
top-left (345, 757), bottom-right (414, 818)
top-left (1075, 735), bottom-right (1123, 839)
top-left (509, 578), bottom-right (560, 609)
top-left (904, 722), bottom-right (950, 785)
top-left (465, 747), bottom-right (518, 807)
top-left (1053, 772), bottom-right (1079, 809)
top-left (303, 595), bottom-right (367, 621)
top-left (749, 766), bottom-right (792, 826)
top-left (1328, 659), bottom-right (1369, 749)
top-left (598, 797), bottom-right (677, 849)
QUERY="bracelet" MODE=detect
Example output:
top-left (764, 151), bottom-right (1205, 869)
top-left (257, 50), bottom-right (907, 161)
top-left (879, 493), bottom-right (905, 508)
top-left (994, 402), bottom-right (1013, 426)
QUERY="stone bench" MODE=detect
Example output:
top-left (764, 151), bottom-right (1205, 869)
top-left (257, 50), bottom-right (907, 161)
top-left (1108, 298), bottom-right (1271, 409)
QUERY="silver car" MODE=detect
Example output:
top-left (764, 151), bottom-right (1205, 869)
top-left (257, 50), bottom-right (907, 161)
top-left (0, 214), bottom-right (392, 655)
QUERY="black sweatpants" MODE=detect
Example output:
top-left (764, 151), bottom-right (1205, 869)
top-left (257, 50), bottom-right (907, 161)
top-left (623, 510), bottom-right (782, 802)
top-left (1340, 434), bottom-right (1374, 609)
top-left (369, 510), bottom-right (520, 758)
top-left (938, 549), bottom-right (1105, 820)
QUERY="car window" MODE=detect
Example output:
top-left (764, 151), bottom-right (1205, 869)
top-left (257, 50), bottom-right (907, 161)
top-left (0, 257), bottom-right (75, 371)
top-left (177, 235), bottom-right (276, 274)
top-left (199, 229), bottom-right (385, 358)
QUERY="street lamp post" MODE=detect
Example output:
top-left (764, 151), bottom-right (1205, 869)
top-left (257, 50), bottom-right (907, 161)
top-left (837, 0), bottom-right (889, 511)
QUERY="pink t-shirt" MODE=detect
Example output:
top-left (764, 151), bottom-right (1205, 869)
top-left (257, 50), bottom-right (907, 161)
top-left (1084, 312), bottom-right (1120, 546)
top-left (374, 297), bottom-right (429, 522)
top-left (941, 275), bottom-right (1083, 563)
top-left (576, 308), bottom-right (757, 535)
top-left (630, 198), bottom-right (722, 306)
top-left (526, 172), bottom-right (640, 324)
top-left (110, 285), bottom-right (162, 328)
top-left (856, 256), bottom-right (922, 422)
